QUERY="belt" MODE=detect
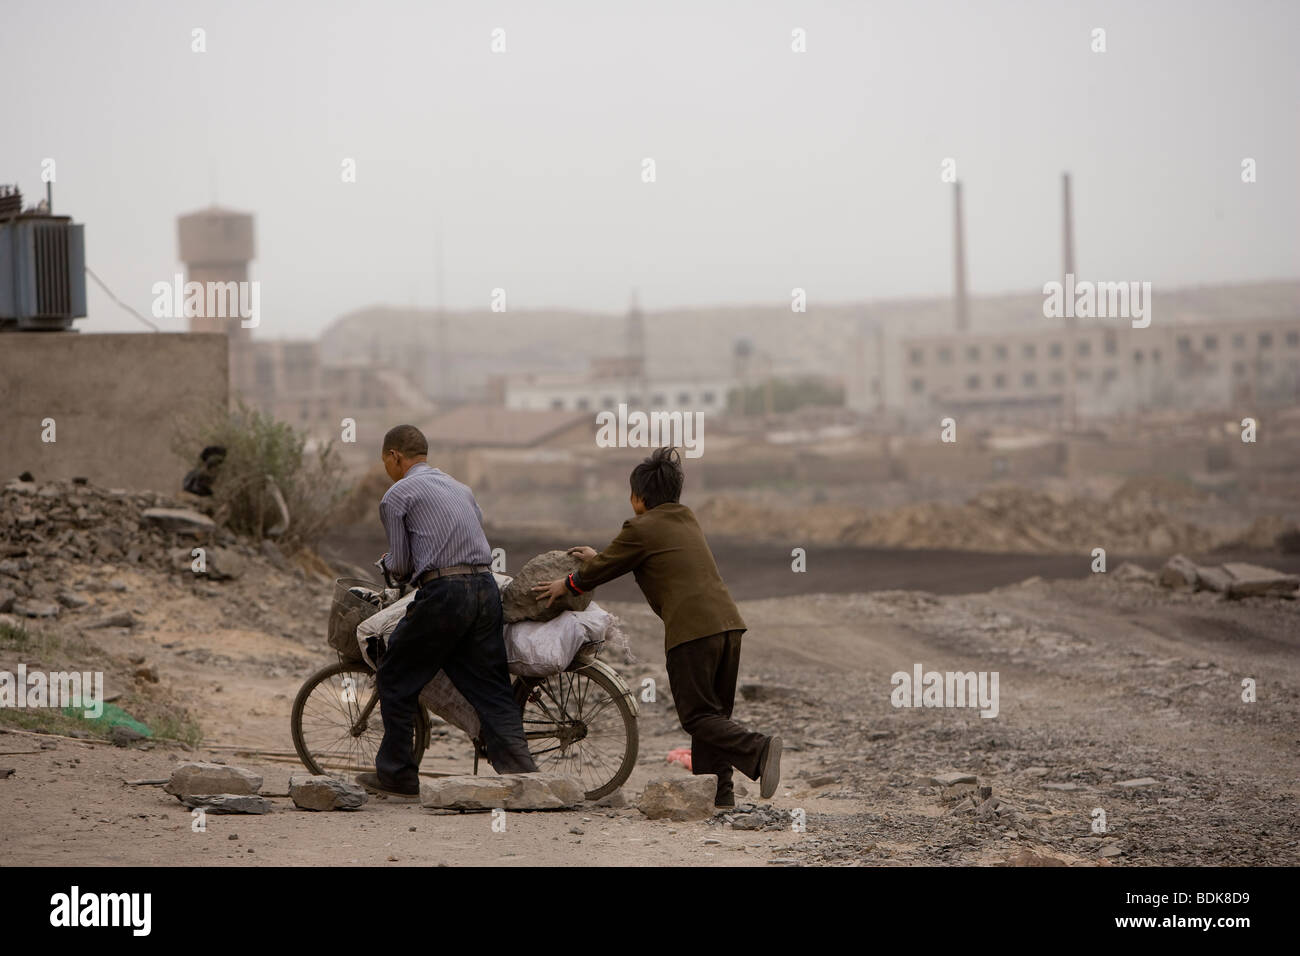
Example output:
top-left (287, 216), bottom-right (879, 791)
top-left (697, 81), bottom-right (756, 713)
top-left (417, 564), bottom-right (491, 586)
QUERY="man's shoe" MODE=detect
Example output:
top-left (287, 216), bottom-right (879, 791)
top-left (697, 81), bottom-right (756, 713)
top-left (714, 792), bottom-right (736, 809)
top-left (355, 772), bottom-right (420, 802)
top-left (758, 735), bottom-right (782, 800)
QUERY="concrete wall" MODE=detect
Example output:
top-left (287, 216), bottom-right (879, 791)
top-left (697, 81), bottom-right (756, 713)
top-left (0, 332), bottom-right (228, 492)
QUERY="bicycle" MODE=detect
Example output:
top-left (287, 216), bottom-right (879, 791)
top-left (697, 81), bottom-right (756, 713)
top-left (290, 577), bottom-right (639, 800)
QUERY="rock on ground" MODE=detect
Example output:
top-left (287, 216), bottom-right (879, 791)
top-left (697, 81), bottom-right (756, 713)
top-left (930, 772), bottom-right (978, 787)
top-left (164, 762), bottom-right (263, 797)
top-left (1221, 562), bottom-right (1299, 598)
top-left (500, 551), bottom-right (593, 623)
top-left (56, 591), bottom-right (90, 609)
top-left (722, 804), bottom-right (794, 831)
top-left (1113, 562), bottom-right (1157, 584)
top-left (208, 547), bottom-right (249, 581)
top-left (1116, 777), bottom-right (1159, 788)
top-left (180, 793), bottom-right (272, 814)
top-left (169, 545), bottom-right (249, 581)
top-left (507, 773), bottom-right (584, 809)
top-left (638, 775), bottom-right (719, 821)
top-left (593, 788), bottom-right (627, 808)
top-left (1195, 565), bottom-right (1235, 593)
top-left (12, 600), bottom-right (60, 618)
top-left (109, 726), bottom-right (147, 747)
top-left (1159, 554), bottom-right (1200, 589)
top-left (141, 507), bottom-right (215, 534)
top-left (289, 774), bottom-right (367, 811)
top-left (421, 776), bottom-right (514, 810)
top-left (87, 611), bottom-right (135, 629)
top-left (420, 772), bottom-right (585, 811)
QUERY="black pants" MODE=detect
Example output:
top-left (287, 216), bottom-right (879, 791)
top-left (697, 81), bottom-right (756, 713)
top-left (375, 571), bottom-right (537, 791)
top-left (665, 630), bottom-right (769, 801)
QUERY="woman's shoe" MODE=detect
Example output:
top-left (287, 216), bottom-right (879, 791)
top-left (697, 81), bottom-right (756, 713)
top-left (758, 736), bottom-right (782, 800)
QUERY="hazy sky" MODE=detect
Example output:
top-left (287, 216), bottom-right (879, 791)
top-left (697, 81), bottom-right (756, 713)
top-left (3, 0), bottom-right (1297, 339)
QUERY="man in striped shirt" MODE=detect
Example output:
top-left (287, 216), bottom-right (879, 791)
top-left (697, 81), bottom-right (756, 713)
top-left (357, 425), bottom-right (537, 800)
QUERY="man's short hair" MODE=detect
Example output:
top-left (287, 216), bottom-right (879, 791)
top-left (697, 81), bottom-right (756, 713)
top-left (382, 424), bottom-right (428, 458)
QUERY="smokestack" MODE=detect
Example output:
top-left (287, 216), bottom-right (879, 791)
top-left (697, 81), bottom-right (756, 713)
top-left (1062, 172), bottom-right (1075, 277)
top-left (1062, 171), bottom-right (1077, 430)
top-left (627, 289), bottom-right (646, 403)
top-left (953, 181), bottom-right (969, 333)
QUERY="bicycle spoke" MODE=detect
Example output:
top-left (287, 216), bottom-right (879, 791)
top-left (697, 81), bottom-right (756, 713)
top-left (297, 666), bottom-right (422, 780)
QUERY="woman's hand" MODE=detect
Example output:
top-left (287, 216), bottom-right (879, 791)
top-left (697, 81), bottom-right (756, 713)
top-left (532, 578), bottom-right (569, 608)
top-left (567, 546), bottom-right (597, 562)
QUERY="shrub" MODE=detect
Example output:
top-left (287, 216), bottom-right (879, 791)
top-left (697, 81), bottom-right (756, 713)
top-left (173, 402), bottom-right (351, 550)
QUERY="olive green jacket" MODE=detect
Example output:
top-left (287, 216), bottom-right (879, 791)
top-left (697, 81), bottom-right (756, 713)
top-left (572, 502), bottom-right (746, 652)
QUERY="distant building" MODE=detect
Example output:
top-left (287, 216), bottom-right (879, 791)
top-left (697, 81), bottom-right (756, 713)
top-left (232, 342), bottom-right (428, 429)
top-left (176, 206), bottom-right (433, 453)
top-left (177, 205), bottom-right (255, 338)
top-left (502, 371), bottom-right (732, 414)
top-left (895, 315), bottom-right (1300, 421)
top-left (418, 404), bottom-right (594, 490)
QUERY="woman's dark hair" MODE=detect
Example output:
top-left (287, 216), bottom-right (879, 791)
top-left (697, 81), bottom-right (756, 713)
top-left (630, 447), bottom-right (684, 509)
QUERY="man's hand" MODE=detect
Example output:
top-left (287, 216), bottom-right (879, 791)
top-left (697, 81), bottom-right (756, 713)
top-left (567, 546), bottom-right (597, 562)
top-left (532, 578), bottom-right (569, 608)
top-left (374, 553), bottom-right (396, 588)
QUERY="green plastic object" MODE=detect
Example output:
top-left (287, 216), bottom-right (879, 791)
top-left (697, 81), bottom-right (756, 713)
top-left (62, 699), bottom-right (153, 737)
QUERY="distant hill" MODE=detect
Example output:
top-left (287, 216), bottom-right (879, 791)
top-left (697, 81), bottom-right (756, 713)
top-left (318, 280), bottom-right (1300, 401)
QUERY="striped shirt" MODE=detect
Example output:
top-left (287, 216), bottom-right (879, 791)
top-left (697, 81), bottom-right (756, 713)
top-left (379, 463), bottom-right (491, 584)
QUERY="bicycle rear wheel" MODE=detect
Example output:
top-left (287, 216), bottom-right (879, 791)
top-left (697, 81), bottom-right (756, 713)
top-left (512, 665), bottom-right (638, 800)
top-left (291, 660), bottom-right (430, 778)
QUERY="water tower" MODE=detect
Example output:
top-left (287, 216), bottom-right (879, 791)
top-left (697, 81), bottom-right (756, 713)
top-left (177, 206), bottom-right (255, 337)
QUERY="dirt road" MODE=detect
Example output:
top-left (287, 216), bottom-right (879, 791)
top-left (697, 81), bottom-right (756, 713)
top-left (3, 563), bottom-right (1296, 866)
top-left (324, 526), bottom-right (1300, 600)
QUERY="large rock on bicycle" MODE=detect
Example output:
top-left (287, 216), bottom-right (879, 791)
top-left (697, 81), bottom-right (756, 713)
top-left (501, 550), bottom-right (593, 623)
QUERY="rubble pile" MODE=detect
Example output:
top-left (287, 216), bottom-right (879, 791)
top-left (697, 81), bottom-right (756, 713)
top-left (843, 487), bottom-right (1224, 554)
top-left (938, 779), bottom-right (1050, 840)
top-left (712, 804), bottom-right (796, 831)
top-left (0, 476), bottom-right (291, 620)
top-left (1156, 554), bottom-right (1298, 599)
top-left (697, 485), bottom-right (1225, 554)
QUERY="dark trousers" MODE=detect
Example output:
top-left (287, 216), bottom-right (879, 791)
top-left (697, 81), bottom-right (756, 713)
top-left (665, 630), bottom-right (768, 801)
top-left (375, 571), bottom-right (537, 791)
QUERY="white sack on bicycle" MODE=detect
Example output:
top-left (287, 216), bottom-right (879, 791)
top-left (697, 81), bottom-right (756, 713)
top-left (505, 604), bottom-right (612, 677)
top-left (357, 593), bottom-right (612, 678)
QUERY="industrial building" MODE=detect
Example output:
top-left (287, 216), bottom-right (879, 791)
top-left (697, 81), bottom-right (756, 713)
top-left (874, 175), bottom-right (1300, 423)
